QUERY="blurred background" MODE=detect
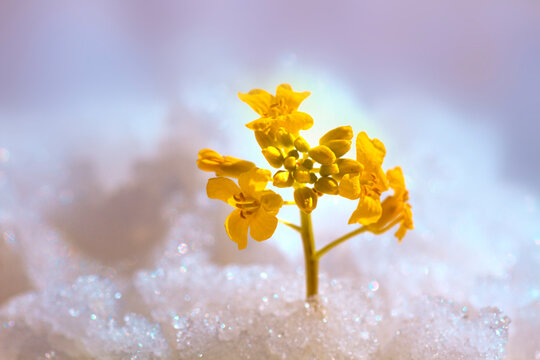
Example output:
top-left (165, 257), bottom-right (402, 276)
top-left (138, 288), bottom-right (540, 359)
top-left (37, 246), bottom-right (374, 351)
top-left (0, 0), bottom-right (539, 314)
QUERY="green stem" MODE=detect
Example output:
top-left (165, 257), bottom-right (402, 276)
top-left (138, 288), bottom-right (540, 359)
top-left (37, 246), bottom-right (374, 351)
top-left (300, 210), bottom-right (318, 299)
top-left (315, 226), bottom-right (368, 260)
top-left (278, 218), bottom-right (301, 232)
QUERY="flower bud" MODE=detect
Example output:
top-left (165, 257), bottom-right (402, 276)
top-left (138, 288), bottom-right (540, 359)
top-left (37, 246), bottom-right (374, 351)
top-left (273, 170), bottom-right (294, 188)
top-left (287, 149), bottom-right (300, 159)
top-left (294, 187), bottom-right (318, 214)
top-left (293, 168), bottom-right (312, 183)
top-left (283, 156), bottom-right (297, 171)
top-left (308, 145), bottom-right (336, 165)
top-left (294, 136), bottom-right (310, 153)
top-left (325, 139), bottom-right (352, 158)
top-left (277, 128), bottom-right (294, 147)
top-left (319, 126), bottom-right (353, 144)
top-left (314, 177), bottom-right (339, 195)
top-left (309, 173), bottom-right (318, 184)
top-left (197, 149), bottom-right (255, 178)
top-left (320, 163), bottom-right (339, 176)
top-left (262, 146), bottom-right (284, 168)
top-left (300, 158), bottom-right (314, 170)
top-left (337, 158), bottom-right (364, 175)
top-left (254, 130), bottom-right (275, 148)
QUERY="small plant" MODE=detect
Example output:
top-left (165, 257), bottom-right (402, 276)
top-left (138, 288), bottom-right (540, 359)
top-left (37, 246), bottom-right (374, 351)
top-left (197, 84), bottom-right (413, 300)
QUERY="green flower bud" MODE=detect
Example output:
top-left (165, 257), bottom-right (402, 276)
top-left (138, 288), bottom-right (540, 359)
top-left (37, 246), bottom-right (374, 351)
top-left (262, 146), bottom-right (284, 168)
top-left (314, 177), bottom-right (339, 195)
top-left (294, 187), bottom-right (318, 214)
top-left (283, 156), bottom-right (297, 171)
top-left (293, 168), bottom-right (311, 183)
top-left (325, 139), bottom-right (352, 158)
top-left (294, 136), bottom-right (310, 153)
top-left (273, 170), bottom-right (294, 188)
top-left (320, 163), bottom-right (340, 176)
top-left (308, 145), bottom-right (336, 165)
top-left (319, 126), bottom-right (353, 144)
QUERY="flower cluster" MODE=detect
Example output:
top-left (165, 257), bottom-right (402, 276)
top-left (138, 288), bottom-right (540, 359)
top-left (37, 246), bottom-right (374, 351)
top-left (197, 84), bottom-right (413, 249)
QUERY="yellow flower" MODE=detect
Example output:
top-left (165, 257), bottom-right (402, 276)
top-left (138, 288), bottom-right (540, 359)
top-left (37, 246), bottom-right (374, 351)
top-left (238, 84), bottom-right (313, 135)
top-left (197, 149), bottom-right (255, 178)
top-left (206, 168), bottom-right (283, 249)
top-left (340, 132), bottom-right (389, 225)
top-left (367, 167), bottom-right (414, 241)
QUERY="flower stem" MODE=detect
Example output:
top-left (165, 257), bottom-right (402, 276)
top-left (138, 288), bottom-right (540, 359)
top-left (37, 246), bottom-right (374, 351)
top-left (300, 210), bottom-right (318, 299)
top-left (315, 226), bottom-right (368, 260)
top-left (278, 218), bottom-right (301, 232)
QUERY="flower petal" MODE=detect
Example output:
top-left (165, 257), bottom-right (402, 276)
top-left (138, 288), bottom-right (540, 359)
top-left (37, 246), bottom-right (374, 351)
top-left (275, 84), bottom-right (310, 112)
top-left (387, 166), bottom-right (405, 194)
top-left (245, 117), bottom-right (274, 132)
top-left (339, 174), bottom-right (361, 200)
top-left (249, 210), bottom-right (278, 242)
top-left (356, 132), bottom-right (386, 171)
top-left (282, 111), bottom-right (313, 133)
top-left (348, 195), bottom-right (382, 225)
top-left (238, 168), bottom-right (271, 197)
top-left (225, 209), bottom-right (249, 249)
top-left (260, 191), bottom-right (283, 215)
top-left (207, 177), bottom-right (241, 206)
top-left (238, 89), bottom-right (274, 116)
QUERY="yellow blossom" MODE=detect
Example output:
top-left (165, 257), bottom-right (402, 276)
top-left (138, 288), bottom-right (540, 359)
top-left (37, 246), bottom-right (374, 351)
top-left (238, 84), bottom-right (313, 135)
top-left (367, 167), bottom-right (414, 241)
top-left (206, 168), bottom-right (283, 249)
top-left (197, 149), bottom-right (255, 178)
top-left (340, 132), bottom-right (389, 225)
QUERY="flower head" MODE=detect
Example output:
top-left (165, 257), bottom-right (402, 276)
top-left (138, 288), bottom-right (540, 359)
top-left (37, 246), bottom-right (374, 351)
top-left (340, 132), bottom-right (389, 225)
top-left (239, 84), bottom-right (313, 136)
top-left (206, 168), bottom-right (283, 249)
top-left (367, 167), bottom-right (414, 241)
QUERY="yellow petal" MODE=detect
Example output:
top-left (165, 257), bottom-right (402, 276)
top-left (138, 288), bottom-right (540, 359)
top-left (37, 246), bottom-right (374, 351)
top-left (284, 111), bottom-right (314, 133)
top-left (238, 168), bottom-right (271, 197)
top-left (370, 195), bottom-right (401, 230)
top-left (225, 209), bottom-right (249, 249)
top-left (275, 84), bottom-right (310, 112)
top-left (356, 132), bottom-right (386, 171)
top-left (338, 174), bottom-right (361, 200)
top-left (246, 117), bottom-right (274, 132)
top-left (387, 166), bottom-right (405, 191)
top-left (260, 191), bottom-right (283, 215)
top-left (206, 177), bottom-right (241, 206)
top-left (238, 89), bottom-right (274, 116)
top-left (395, 204), bottom-right (413, 242)
top-left (249, 209), bottom-right (278, 241)
top-left (348, 195), bottom-right (382, 225)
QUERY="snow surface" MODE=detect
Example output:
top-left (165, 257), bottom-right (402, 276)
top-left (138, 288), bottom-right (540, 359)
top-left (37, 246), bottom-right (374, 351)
top-left (0, 92), bottom-right (539, 359)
